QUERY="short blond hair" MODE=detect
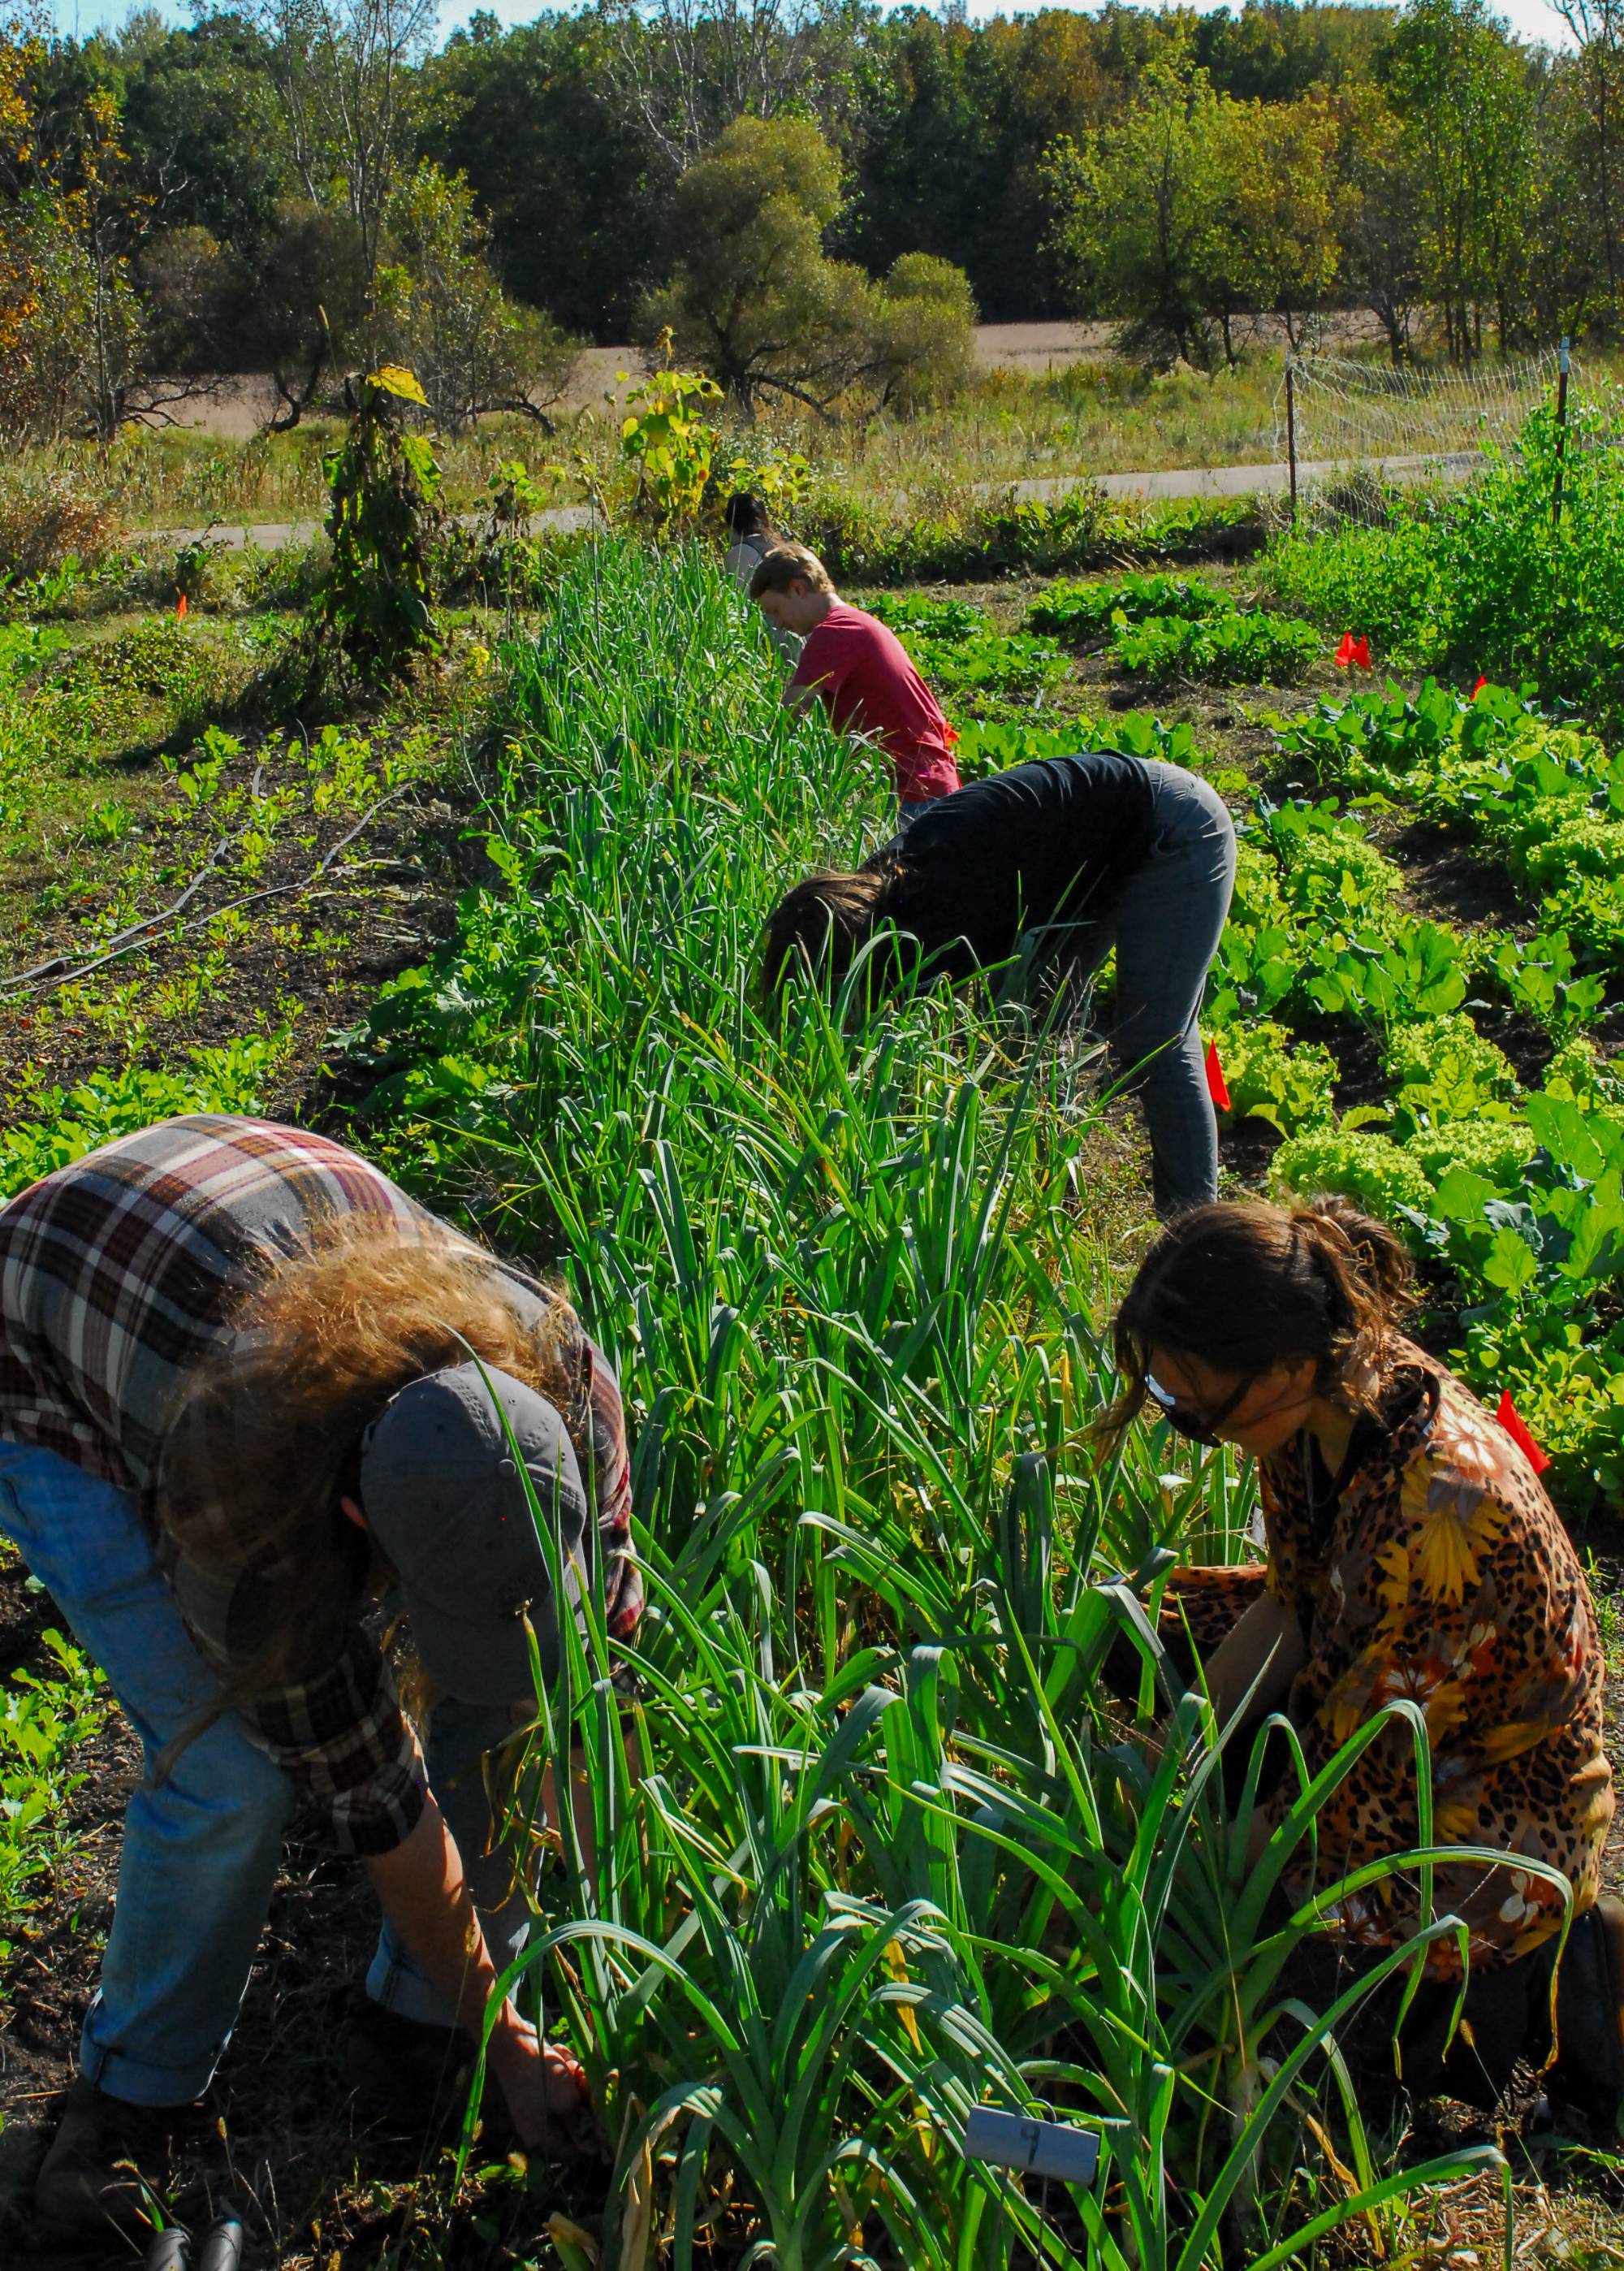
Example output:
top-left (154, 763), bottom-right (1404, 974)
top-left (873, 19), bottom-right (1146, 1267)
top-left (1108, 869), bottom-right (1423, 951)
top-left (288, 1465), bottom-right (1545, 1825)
top-left (749, 542), bottom-right (834, 599)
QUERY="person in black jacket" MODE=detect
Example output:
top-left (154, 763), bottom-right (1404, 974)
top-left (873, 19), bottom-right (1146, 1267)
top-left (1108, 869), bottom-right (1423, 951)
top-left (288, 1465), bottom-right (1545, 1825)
top-left (762, 751), bottom-right (1237, 1216)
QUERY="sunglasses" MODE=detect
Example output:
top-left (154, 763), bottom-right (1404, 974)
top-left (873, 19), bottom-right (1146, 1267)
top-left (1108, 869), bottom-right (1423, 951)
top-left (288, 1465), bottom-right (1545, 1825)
top-left (1142, 1370), bottom-right (1253, 1448)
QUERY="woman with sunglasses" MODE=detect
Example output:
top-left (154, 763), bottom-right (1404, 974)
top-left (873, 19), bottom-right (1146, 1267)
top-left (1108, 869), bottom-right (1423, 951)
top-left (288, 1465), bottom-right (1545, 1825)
top-left (1104, 1193), bottom-right (1621, 2129)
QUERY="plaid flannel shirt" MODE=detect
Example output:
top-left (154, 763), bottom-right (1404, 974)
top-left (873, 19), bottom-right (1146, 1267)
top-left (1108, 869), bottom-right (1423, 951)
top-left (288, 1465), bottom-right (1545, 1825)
top-left (0, 1114), bottom-right (641, 1854)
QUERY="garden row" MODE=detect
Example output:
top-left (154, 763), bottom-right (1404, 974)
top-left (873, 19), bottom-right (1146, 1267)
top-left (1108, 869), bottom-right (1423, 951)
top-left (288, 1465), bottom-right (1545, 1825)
top-left (322, 539), bottom-right (1506, 2266)
top-left (865, 573), bottom-right (1322, 716)
top-left (1220, 680), bottom-right (1624, 1508)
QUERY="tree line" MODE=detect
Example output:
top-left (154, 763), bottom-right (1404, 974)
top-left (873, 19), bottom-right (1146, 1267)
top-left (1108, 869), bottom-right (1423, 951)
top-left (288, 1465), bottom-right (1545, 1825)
top-left (0, 0), bottom-right (1614, 443)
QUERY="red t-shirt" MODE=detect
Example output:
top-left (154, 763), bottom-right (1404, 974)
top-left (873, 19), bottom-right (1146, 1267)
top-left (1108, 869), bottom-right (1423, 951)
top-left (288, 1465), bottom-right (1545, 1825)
top-left (790, 603), bottom-right (961, 804)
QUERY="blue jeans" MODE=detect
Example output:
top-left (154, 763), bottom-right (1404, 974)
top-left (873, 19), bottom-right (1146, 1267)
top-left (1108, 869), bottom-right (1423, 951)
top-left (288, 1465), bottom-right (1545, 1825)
top-left (0, 1440), bottom-right (537, 2107)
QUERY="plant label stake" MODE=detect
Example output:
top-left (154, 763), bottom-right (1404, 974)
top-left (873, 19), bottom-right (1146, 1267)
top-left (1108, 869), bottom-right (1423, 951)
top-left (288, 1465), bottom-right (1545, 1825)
top-left (964, 2109), bottom-right (1100, 2262)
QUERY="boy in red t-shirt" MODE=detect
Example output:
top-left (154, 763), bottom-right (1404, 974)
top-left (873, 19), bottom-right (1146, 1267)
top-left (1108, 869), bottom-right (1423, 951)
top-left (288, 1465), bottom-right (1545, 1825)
top-left (749, 543), bottom-right (961, 818)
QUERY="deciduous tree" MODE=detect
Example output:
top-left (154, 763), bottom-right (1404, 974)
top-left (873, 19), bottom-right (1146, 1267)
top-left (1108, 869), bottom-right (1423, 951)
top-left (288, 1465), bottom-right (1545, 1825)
top-left (646, 114), bottom-right (975, 417)
top-left (377, 159), bottom-right (577, 429)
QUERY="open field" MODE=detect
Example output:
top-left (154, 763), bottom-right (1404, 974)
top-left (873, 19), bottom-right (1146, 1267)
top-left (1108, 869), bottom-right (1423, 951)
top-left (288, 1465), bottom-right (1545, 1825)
top-left (0, 385), bottom-right (1622, 2269)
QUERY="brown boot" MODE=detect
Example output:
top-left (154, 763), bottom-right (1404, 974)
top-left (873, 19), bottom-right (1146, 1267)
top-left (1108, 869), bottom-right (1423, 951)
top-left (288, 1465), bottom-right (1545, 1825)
top-left (32, 2075), bottom-right (188, 2240)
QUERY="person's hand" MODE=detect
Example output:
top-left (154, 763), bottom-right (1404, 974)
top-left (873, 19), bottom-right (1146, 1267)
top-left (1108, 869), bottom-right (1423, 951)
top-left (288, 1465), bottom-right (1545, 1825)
top-left (487, 2009), bottom-right (607, 2161)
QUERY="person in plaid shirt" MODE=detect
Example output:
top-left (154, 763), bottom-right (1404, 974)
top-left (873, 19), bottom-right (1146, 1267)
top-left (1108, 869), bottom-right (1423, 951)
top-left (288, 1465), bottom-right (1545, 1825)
top-left (0, 1114), bottom-right (641, 2238)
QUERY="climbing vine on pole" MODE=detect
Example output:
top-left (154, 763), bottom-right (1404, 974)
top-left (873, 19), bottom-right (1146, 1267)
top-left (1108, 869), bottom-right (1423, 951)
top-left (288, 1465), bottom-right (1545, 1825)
top-left (322, 364), bottom-right (442, 689)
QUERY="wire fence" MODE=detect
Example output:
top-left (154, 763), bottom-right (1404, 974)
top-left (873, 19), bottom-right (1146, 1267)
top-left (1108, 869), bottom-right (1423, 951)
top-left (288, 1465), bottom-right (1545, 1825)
top-left (1272, 344), bottom-right (1577, 524)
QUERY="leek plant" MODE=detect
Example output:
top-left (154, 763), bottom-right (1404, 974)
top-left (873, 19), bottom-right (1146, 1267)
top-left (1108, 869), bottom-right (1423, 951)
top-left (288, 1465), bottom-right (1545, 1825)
top-left (363, 542), bottom-right (1510, 2266)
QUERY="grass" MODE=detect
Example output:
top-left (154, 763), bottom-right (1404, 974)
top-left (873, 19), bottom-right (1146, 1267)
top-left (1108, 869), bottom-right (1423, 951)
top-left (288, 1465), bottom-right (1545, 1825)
top-left (2, 355), bottom-right (1291, 541)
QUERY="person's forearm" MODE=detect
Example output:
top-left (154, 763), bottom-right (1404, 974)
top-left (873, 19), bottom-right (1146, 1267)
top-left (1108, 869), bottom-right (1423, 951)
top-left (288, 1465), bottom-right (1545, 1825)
top-left (1199, 1586), bottom-right (1305, 1728)
top-left (363, 1794), bottom-right (510, 2044)
top-left (365, 1799), bottom-right (602, 2159)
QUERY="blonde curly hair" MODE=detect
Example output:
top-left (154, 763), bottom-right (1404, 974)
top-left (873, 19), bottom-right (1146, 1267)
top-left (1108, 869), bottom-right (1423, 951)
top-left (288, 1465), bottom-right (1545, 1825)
top-left (158, 1221), bottom-right (581, 1699)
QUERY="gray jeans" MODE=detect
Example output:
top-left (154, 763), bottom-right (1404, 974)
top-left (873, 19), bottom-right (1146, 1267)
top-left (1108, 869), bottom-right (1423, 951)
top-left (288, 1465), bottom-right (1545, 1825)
top-left (1063, 763), bottom-right (1237, 1218)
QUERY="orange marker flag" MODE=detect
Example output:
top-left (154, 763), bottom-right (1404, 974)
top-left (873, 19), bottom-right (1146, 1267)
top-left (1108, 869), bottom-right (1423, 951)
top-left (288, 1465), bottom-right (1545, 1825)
top-left (1350, 634), bottom-right (1372, 670)
top-left (175, 590), bottom-right (189, 619)
top-left (1204, 1040), bottom-right (1232, 1112)
top-left (1333, 632), bottom-right (1356, 668)
top-left (1494, 1391), bottom-right (1550, 1475)
top-left (1470, 674), bottom-right (1488, 698)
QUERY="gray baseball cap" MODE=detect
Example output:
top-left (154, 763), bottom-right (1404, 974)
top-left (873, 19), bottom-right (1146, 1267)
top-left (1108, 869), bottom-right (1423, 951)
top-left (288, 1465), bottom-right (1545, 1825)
top-left (358, 1361), bottom-right (587, 1704)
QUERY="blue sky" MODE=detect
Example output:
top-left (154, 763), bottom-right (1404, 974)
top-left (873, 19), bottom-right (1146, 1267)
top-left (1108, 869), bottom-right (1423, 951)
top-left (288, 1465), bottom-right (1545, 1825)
top-left (56, 0), bottom-right (1574, 57)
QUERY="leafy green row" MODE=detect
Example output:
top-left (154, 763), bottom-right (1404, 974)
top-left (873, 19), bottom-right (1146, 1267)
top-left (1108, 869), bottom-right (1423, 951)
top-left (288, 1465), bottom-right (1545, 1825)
top-left (1024, 571), bottom-right (1235, 639)
top-left (1114, 608), bottom-right (1320, 686)
top-left (1276, 677), bottom-right (1624, 971)
top-left (861, 590), bottom-right (1073, 712)
top-left (1199, 772), bottom-right (1624, 1502)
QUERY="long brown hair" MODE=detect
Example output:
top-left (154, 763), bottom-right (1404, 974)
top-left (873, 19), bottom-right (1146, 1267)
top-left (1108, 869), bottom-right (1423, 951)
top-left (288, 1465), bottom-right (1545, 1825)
top-left (1100, 1194), bottom-right (1414, 1448)
top-left (157, 1222), bottom-right (580, 1702)
top-left (760, 859), bottom-right (908, 999)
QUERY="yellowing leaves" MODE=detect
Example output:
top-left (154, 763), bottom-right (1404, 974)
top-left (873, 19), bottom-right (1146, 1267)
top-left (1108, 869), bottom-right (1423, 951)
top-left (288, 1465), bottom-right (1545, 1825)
top-left (370, 363), bottom-right (429, 406)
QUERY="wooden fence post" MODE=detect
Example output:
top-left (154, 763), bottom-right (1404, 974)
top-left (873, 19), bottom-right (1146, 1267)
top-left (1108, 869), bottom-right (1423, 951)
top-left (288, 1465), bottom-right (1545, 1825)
top-left (1552, 335), bottom-right (1570, 530)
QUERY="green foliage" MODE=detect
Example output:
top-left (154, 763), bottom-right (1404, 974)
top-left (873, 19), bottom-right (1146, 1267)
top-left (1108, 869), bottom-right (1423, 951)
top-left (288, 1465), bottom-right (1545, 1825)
top-left (0, 1034), bottom-right (294, 1202)
top-left (321, 365), bottom-right (442, 689)
top-left (1271, 1125), bottom-right (1435, 1218)
top-left (910, 628), bottom-right (1070, 705)
top-left (349, 541), bottom-right (1502, 2259)
top-left (1384, 1011), bottom-right (1518, 1136)
top-left (1262, 396), bottom-right (1624, 729)
top-left (810, 485), bottom-right (1263, 590)
top-left (378, 161), bottom-right (579, 433)
top-left (1042, 45), bottom-right (1340, 369)
top-left (1257, 796), bottom-right (1402, 919)
top-left (618, 364), bottom-right (723, 530)
top-left (1273, 677), bottom-right (1624, 980)
top-left (1113, 605), bottom-right (1320, 685)
top-left (862, 591), bottom-right (987, 643)
top-left (1403, 1119), bottom-right (1534, 1187)
top-left (1260, 518), bottom-right (1441, 653)
top-left (646, 117), bottom-right (977, 421)
top-left (1208, 1017), bottom-right (1339, 1135)
top-left (0, 1624), bottom-right (106, 1955)
top-left (1026, 571), bottom-right (1233, 638)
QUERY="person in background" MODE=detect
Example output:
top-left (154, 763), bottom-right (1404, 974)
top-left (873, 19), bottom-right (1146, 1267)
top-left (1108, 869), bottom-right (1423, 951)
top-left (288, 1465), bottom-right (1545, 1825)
top-left (0, 1114), bottom-right (639, 2239)
top-left (723, 492), bottom-right (801, 666)
top-left (761, 750), bottom-right (1235, 1218)
top-left (1104, 1195), bottom-right (1620, 2126)
top-left (722, 490), bottom-right (778, 590)
top-left (749, 541), bottom-right (961, 824)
